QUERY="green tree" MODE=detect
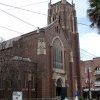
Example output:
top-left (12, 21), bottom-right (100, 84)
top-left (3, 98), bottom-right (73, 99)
top-left (87, 0), bottom-right (100, 32)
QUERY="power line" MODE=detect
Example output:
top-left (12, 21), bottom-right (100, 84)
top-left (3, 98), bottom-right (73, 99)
top-left (78, 23), bottom-right (89, 26)
top-left (7, 1), bottom-right (48, 11)
top-left (80, 48), bottom-right (97, 57)
top-left (80, 52), bottom-right (95, 59)
top-left (0, 2), bottom-right (47, 16)
top-left (0, 2), bottom-right (93, 27)
top-left (0, 25), bottom-right (23, 34)
top-left (0, 9), bottom-right (38, 28)
top-left (80, 52), bottom-right (95, 57)
top-left (80, 51), bottom-right (97, 61)
top-left (80, 48), bottom-right (98, 60)
top-left (78, 22), bottom-right (97, 29)
top-left (0, 25), bottom-right (96, 59)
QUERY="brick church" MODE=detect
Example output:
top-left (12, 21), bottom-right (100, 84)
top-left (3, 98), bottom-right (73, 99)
top-left (0, 0), bottom-right (81, 99)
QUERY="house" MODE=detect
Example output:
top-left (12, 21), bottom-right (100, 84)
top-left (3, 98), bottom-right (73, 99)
top-left (80, 58), bottom-right (100, 99)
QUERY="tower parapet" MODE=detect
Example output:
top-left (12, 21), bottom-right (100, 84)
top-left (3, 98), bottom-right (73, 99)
top-left (47, 0), bottom-right (77, 34)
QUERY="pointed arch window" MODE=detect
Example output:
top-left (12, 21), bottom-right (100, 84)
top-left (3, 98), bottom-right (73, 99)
top-left (53, 38), bottom-right (63, 69)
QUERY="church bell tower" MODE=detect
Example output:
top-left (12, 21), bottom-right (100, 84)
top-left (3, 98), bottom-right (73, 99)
top-left (47, 0), bottom-right (77, 34)
top-left (47, 0), bottom-right (81, 98)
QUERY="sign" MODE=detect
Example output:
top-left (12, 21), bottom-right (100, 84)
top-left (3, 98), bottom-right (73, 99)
top-left (13, 91), bottom-right (22, 100)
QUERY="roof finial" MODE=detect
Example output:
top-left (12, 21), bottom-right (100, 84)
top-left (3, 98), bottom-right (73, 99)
top-left (37, 27), bottom-right (40, 33)
top-left (61, 0), bottom-right (66, 4)
top-left (50, 0), bottom-right (51, 4)
top-left (72, 0), bottom-right (73, 5)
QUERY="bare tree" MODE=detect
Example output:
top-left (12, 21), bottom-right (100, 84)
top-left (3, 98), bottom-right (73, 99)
top-left (0, 37), bottom-right (13, 99)
top-left (0, 37), bottom-right (49, 99)
top-left (0, 38), bottom-right (37, 99)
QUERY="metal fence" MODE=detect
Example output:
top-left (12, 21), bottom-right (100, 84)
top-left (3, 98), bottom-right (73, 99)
top-left (24, 97), bottom-right (61, 100)
top-left (0, 97), bottom-right (61, 100)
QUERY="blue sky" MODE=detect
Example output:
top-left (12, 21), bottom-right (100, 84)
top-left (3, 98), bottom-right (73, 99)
top-left (0, 0), bottom-right (99, 60)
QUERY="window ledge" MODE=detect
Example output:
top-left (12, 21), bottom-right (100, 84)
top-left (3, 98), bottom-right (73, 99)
top-left (53, 68), bottom-right (65, 73)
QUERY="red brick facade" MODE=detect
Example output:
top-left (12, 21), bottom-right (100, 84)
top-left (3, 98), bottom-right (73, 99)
top-left (80, 58), bottom-right (100, 99)
top-left (0, 0), bottom-right (81, 99)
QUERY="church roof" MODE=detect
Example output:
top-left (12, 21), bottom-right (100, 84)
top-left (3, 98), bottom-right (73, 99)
top-left (0, 36), bottom-right (21, 50)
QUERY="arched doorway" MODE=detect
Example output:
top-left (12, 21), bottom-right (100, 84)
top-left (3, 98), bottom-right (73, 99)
top-left (56, 78), bottom-right (62, 96)
top-left (56, 78), bottom-right (67, 100)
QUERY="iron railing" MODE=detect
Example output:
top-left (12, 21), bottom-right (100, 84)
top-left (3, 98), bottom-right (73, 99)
top-left (0, 97), bottom-right (61, 100)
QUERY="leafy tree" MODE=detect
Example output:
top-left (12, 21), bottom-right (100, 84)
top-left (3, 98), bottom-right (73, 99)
top-left (87, 0), bottom-right (100, 32)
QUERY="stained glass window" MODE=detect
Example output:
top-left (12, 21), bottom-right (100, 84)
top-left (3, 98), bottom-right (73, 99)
top-left (53, 38), bottom-right (63, 69)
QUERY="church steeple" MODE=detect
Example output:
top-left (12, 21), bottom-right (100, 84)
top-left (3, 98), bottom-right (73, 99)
top-left (50, 0), bottom-right (51, 4)
top-left (72, 0), bottom-right (73, 5)
top-left (47, 0), bottom-right (77, 33)
top-left (47, 0), bottom-right (52, 25)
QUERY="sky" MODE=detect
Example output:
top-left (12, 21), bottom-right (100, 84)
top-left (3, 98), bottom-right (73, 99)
top-left (0, 0), bottom-right (100, 60)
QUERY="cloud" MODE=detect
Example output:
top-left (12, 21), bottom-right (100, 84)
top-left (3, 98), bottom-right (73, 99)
top-left (74, 0), bottom-right (89, 18)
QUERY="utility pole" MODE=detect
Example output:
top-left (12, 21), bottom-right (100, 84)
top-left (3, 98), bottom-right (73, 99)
top-left (87, 68), bottom-right (92, 100)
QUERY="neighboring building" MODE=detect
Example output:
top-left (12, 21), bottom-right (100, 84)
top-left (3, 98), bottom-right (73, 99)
top-left (80, 58), bottom-right (100, 99)
top-left (0, 0), bottom-right (81, 99)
